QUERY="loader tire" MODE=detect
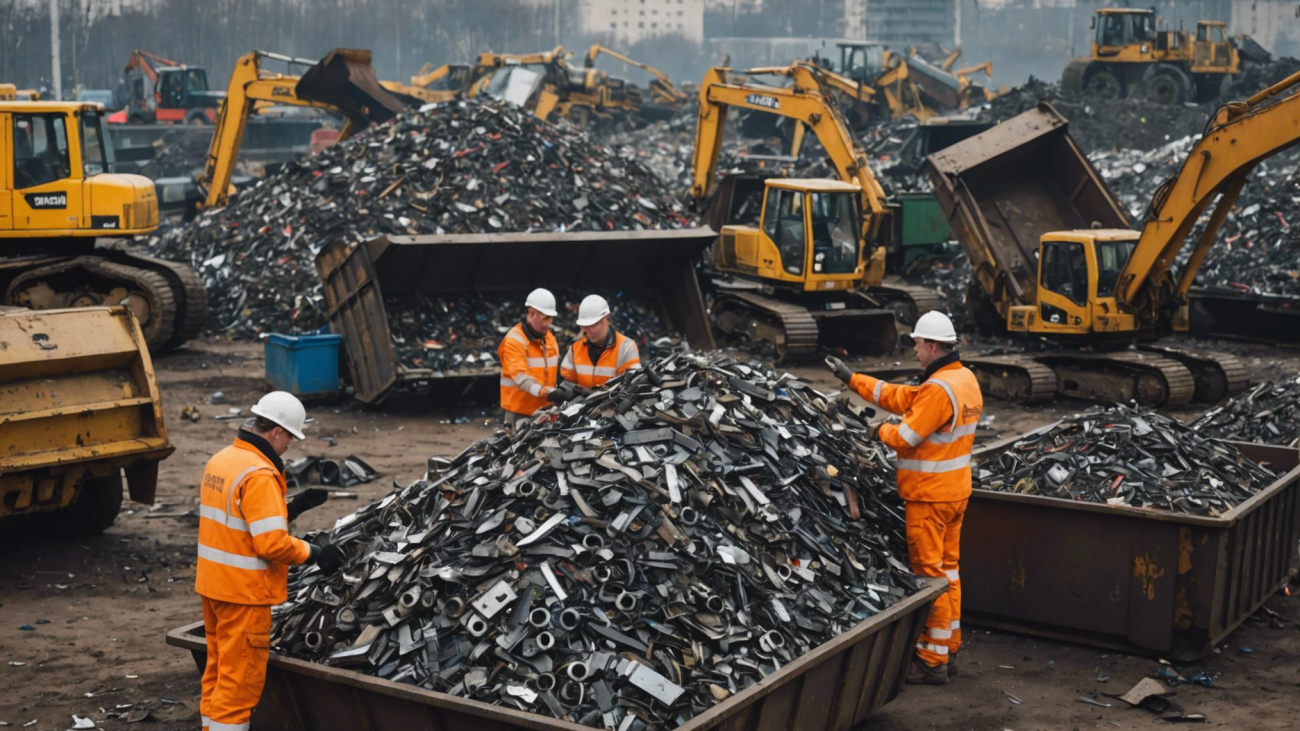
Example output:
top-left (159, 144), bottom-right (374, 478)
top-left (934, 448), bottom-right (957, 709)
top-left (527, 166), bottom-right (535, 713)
top-left (41, 476), bottom-right (124, 538)
top-left (1084, 68), bottom-right (1124, 100)
top-left (1145, 66), bottom-right (1192, 105)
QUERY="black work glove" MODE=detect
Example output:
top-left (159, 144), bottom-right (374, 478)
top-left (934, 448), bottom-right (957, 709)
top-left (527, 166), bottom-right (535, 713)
top-left (287, 488), bottom-right (329, 522)
top-left (546, 384), bottom-right (575, 403)
top-left (825, 356), bottom-right (854, 384)
top-left (312, 543), bottom-right (347, 574)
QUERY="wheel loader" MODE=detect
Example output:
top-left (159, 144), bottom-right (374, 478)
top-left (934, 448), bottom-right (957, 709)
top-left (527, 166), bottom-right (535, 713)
top-left (0, 306), bottom-right (173, 536)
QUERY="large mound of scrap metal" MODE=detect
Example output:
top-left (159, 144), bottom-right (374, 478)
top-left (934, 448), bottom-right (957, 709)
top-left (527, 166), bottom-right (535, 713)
top-left (147, 98), bottom-right (693, 338)
top-left (389, 290), bottom-right (676, 372)
top-left (976, 406), bottom-right (1276, 515)
top-left (1190, 375), bottom-right (1300, 448)
top-left (273, 353), bottom-right (922, 729)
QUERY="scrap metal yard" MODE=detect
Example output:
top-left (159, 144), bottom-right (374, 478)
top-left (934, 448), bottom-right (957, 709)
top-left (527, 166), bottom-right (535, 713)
top-left (2, 1), bottom-right (1300, 730)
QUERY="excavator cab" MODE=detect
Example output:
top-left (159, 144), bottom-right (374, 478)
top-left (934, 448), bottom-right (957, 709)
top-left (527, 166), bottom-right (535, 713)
top-left (715, 179), bottom-right (865, 290)
top-left (1007, 230), bottom-right (1144, 338)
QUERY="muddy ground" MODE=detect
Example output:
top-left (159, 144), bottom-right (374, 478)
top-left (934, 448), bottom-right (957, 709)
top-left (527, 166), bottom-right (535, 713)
top-left (1, 338), bottom-right (1298, 730)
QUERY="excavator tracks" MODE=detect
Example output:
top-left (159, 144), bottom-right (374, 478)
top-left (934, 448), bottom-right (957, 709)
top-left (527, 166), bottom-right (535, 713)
top-left (711, 291), bottom-right (819, 361)
top-left (963, 354), bottom-right (1059, 404)
top-left (866, 282), bottom-right (943, 326)
top-left (113, 250), bottom-right (209, 351)
top-left (1139, 345), bottom-right (1248, 403)
top-left (1034, 350), bottom-right (1197, 407)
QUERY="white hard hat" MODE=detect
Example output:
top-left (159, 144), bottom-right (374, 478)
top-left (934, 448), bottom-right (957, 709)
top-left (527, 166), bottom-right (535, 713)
top-left (909, 311), bottom-right (958, 344)
top-left (575, 294), bottom-right (611, 327)
top-left (524, 288), bottom-right (558, 317)
top-left (250, 391), bottom-right (307, 440)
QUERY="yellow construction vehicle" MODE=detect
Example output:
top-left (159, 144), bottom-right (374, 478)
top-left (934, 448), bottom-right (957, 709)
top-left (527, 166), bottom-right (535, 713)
top-left (692, 66), bottom-right (939, 359)
top-left (198, 49), bottom-right (409, 210)
top-left (585, 44), bottom-right (688, 121)
top-left (930, 70), bottom-right (1300, 406)
top-left (0, 306), bottom-right (173, 536)
top-left (0, 98), bottom-right (207, 351)
top-left (1061, 8), bottom-right (1241, 104)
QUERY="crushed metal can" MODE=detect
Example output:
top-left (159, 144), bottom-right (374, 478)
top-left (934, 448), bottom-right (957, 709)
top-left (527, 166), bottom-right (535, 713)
top-left (271, 352), bottom-right (923, 729)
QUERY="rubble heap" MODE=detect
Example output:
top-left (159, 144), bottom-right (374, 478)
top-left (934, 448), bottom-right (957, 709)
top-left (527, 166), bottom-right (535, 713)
top-left (976, 406), bottom-right (1276, 516)
top-left (148, 98), bottom-right (693, 338)
top-left (273, 353), bottom-right (922, 729)
top-left (1190, 375), bottom-right (1300, 448)
top-left (388, 291), bottom-right (676, 372)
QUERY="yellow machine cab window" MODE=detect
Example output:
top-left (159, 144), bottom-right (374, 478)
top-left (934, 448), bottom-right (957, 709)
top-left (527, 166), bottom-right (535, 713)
top-left (12, 112), bottom-right (71, 189)
top-left (809, 191), bottom-right (858, 275)
top-left (79, 109), bottom-right (113, 176)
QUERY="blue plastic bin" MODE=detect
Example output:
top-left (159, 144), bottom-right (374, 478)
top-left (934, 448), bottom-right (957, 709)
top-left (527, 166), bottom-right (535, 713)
top-left (264, 333), bottom-right (343, 398)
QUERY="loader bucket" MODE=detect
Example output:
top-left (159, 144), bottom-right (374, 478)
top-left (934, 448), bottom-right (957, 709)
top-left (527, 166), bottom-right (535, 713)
top-left (0, 307), bottom-right (172, 518)
top-left (296, 48), bottom-right (406, 129)
top-left (316, 229), bottom-right (718, 405)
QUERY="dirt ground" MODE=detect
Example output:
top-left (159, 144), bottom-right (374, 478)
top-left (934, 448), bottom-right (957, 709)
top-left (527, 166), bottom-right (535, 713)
top-left (1, 337), bottom-right (1298, 730)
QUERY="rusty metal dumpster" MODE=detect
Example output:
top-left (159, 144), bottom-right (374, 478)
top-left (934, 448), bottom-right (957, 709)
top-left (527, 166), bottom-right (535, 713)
top-left (315, 228), bottom-right (717, 405)
top-left (167, 577), bottom-right (942, 731)
top-left (962, 436), bottom-right (1300, 660)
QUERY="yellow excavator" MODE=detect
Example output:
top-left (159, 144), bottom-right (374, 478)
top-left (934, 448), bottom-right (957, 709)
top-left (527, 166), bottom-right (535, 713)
top-left (1061, 8), bottom-right (1242, 104)
top-left (929, 69), bottom-right (1300, 406)
top-left (584, 44), bottom-right (688, 121)
top-left (0, 97), bottom-right (207, 351)
top-left (692, 65), bottom-right (939, 359)
top-left (198, 48), bottom-right (409, 210)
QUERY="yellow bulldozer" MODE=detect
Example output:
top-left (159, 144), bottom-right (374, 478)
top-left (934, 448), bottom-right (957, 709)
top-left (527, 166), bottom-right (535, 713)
top-left (1061, 8), bottom-right (1243, 104)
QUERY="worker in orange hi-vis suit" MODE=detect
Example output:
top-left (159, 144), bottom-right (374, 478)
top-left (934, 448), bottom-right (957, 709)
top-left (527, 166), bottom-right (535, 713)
top-left (498, 288), bottom-right (575, 428)
top-left (559, 294), bottom-right (642, 389)
top-left (826, 311), bottom-right (983, 686)
top-left (195, 392), bottom-right (348, 730)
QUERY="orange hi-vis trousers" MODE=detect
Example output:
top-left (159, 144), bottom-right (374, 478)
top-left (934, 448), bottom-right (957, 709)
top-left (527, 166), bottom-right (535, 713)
top-left (200, 597), bottom-right (272, 731)
top-left (906, 499), bottom-right (965, 667)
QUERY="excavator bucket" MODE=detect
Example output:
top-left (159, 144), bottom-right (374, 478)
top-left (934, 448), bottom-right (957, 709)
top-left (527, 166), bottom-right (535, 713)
top-left (315, 229), bottom-right (717, 405)
top-left (295, 48), bottom-right (407, 129)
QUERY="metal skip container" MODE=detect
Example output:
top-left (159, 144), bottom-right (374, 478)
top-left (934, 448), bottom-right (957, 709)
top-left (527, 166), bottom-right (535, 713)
top-left (167, 577), bottom-right (942, 731)
top-left (961, 437), bottom-right (1300, 660)
top-left (314, 228), bottom-right (717, 405)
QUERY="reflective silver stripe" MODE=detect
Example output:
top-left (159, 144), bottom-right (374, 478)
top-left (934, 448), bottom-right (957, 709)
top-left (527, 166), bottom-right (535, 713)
top-left (593, 366), bottom-right (617, 377)
top-left (546, 355), bottom-right (559, 367)
top-left (897, 422), bottom-right (924, 447)
top-left (202, 716), bottom-right (211, 729)
top-left (615, 338), bottom-right (639, 368)
top-left (916, 642), bottom-right (949, 656)
top-left (945, 569), bottom-right (960, 582)
top-left (574, 364), bottom-right (597, 375)
top-left (923, 377), bottom-right (960, 430)
top-left (197, 543), bottom-right (268, 571)
top-left (513, 373), bottom-right (541, 389)
top-left (950, 620), bottom-right (960, 630)
top-left (895, 455), bottom-right (972, 473)
top-left (526, 356), bottom-right (559, 368)
top-left (209, 721), bottom-right (251, 731)
top-left (560, 349), bottom-right (574, 372)
top-left (199, 504), bottom-right (247, 531)
top-left (924, 422), bottom-right (979, 444)
top-left (500, 377), bottom-right (515, 387)
top-left (505, 329), bottom-right (528, 345)
top-left (248, 515), bottom-right (288, 536)
top-left (871, 380), bottom-right (883, 403)
top-left (929, 628), bottom-right (954, 640)
top-left (225, 466), bottom-right (267, 524)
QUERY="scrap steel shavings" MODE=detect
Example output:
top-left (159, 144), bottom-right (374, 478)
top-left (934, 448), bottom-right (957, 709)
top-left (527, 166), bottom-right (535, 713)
top-left (1190, 375), bottom-right (1300, 448)
top-left (976, 406), bottom-right (1276, 515)
top-left (147, 97), bottom-right (693, 339)
top-left (272, 352), bottom-right (920, 729)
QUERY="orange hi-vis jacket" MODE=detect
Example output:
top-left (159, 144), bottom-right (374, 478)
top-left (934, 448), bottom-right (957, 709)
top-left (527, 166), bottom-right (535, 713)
top-left (498, 322), bottom-right (560, 416)
top-left (195, 437), bottom-right (312, 605)
top-left (850, 357), bottom-right (983, 502)
top-left (560, 330), bottom-right (641, 389)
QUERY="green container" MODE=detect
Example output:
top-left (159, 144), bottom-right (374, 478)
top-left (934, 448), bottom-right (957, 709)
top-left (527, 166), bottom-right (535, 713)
top-left (898, 193), bottom-right (952, 264)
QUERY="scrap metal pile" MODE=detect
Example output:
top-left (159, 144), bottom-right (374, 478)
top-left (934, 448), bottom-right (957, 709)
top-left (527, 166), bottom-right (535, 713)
top-left (272, 353), bottom-right (922, 729)
top-left (976, 406), bottom-right (1276, 515)
top-left (388, 291), bottom-right (677, 371)
top-left (1190, 375), bottom-right (1300, 448)
top-left (147, 98), bottom-right (693, 337)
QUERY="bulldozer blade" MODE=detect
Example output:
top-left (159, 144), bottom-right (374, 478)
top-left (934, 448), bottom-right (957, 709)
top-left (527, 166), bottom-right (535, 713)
top-left (296, 48), bottom-right (407, 129)
top-left (810, 308), bottom-right (897, 355)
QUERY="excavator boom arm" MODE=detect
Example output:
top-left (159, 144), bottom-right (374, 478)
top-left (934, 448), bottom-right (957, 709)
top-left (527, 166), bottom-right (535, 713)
top-left (1117, 69), bottom-right (1300, 309)
top-left (584, 44), bottom-right (671, 84)
top-left (691, 66), bottom-right (887, 234)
